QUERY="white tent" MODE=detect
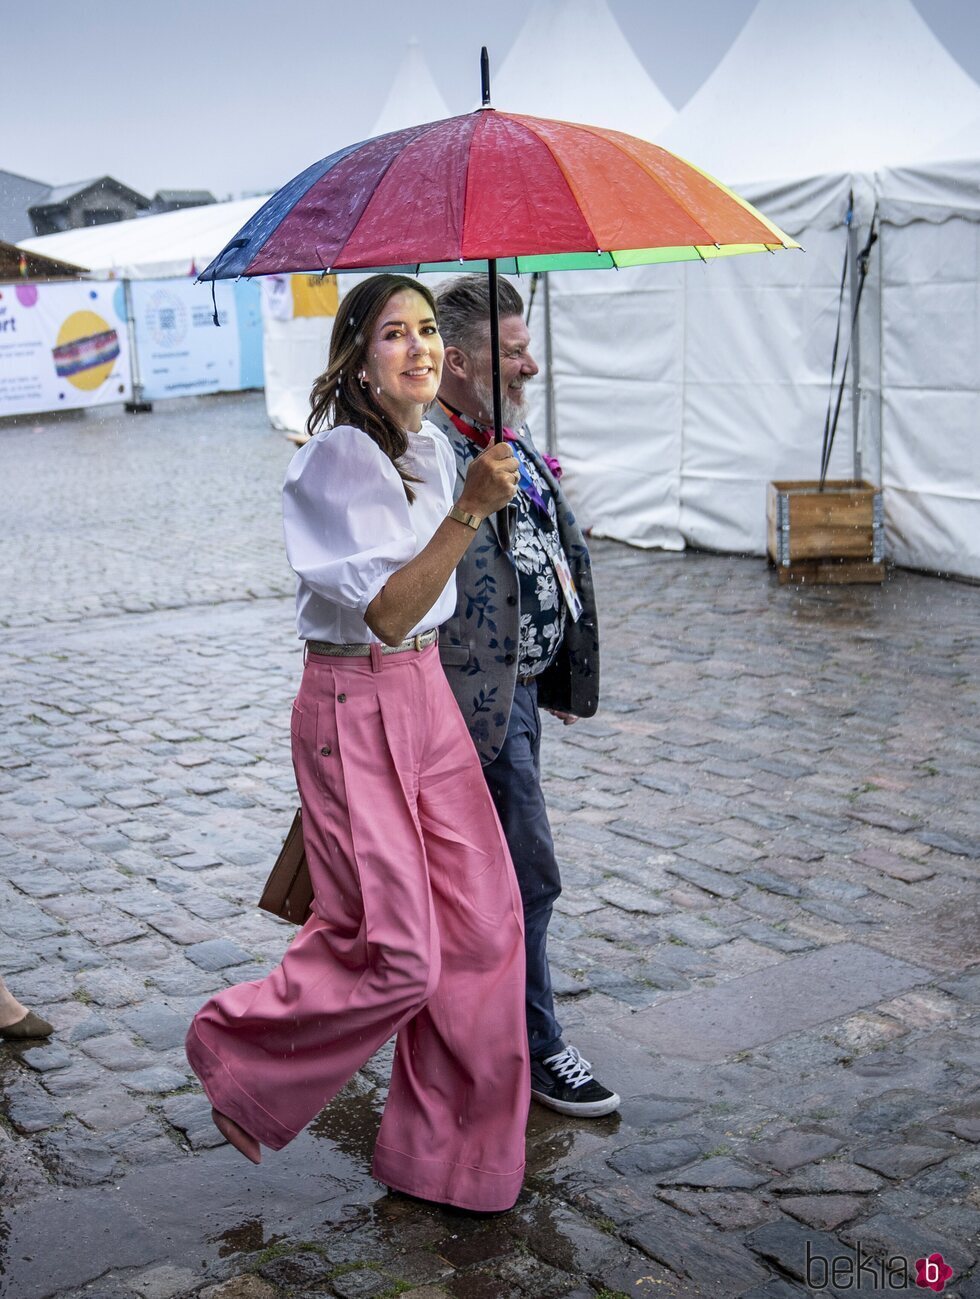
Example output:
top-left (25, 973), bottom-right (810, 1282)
top-left (19, 196), bottom-right (267, 280)
top-left (870, 161), bottom-right (980, 577)
top-left (657, 0), bottom-right (980, 185)
top-left (922, 114), bottom-right (980, 166)
top-left (533, 0), bottom-right (980, 579)
top-left (493, 0), bottom-right (675, 138)
top-left (526, 176), bottom-right (860, 554)
top-left (373, 37), bottom-right (453, 135)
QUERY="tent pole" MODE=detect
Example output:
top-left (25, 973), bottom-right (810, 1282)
top-left (123, 278), bottom-right (153, 414)
top-left (875, 230), bottom-right (883, 492)
top-left (543, 271), bottom-right (557, 458)
top-left (848, 217), bottom-right (861, 481)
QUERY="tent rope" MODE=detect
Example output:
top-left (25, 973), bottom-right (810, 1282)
top-left (819, 201), bottom-right (879, 489)
top-left (526, 271), bottom-right (541, 326)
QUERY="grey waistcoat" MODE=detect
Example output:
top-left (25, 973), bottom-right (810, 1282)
top-left (427, 402), bottom-right (600, 765)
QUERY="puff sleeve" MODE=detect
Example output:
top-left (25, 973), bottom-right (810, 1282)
top-left (282, 425), bottom-right (417, 617)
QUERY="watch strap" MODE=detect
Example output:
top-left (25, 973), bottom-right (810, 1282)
top-left (448, 505), bottom-right (481, 531)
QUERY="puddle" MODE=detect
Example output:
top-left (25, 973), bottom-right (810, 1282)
top-left (0, 1118), bottom-right (378, 1299)
top-left (309, 1079), bottom-right (385, 1165)
top-left (213, 1217), bottom-right (285, 1259)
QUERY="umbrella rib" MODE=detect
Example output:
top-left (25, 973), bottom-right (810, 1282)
top-left (330, 124), bottom-right (445, 270)
top-left (652, 149), bottom-right (799, 249)
top-left (458, 115), bottom-right (478, 266)
top-left (512, 116), bottom-right (715, 250)
top-left (297, 119), bottom-right (460, 273)
top-left (569, 122), bottom-right (724, 249)
top-left (339, 115), bottom-right (478, 270)
top-left (564, 120), bottom-right (794, 252)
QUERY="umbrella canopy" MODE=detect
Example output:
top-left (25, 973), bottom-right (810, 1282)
top-left (201, 67), bottom-right (799, 547)
top-left (199, 110), bottom-right (799, 283)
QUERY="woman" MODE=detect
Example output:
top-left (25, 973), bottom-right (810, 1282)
top-left (186, 275), bottom-right (529, 1213)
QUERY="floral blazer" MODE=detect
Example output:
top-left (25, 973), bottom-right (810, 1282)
top-left (426, 403), bottom-right (600, 765)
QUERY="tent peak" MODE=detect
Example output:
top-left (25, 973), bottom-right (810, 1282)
top-left (494, 0), bottom-right (675, 139)
top-left (371, 39), bottom-right (452, 137)
top-left (659, 0), bottom-right (980, 183)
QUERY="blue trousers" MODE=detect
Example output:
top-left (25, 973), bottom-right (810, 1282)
top-left (483, 680), bottom-right (564, 1061)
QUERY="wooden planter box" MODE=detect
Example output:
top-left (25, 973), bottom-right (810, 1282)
top-left (767, 480), bottom-right (884, 584)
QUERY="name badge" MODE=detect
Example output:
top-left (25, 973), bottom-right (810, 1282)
top-left (546, 536), bottom-right (583, 622)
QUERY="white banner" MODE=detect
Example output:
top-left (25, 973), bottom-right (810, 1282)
top-left (131, 278), bottom-right (263, 400)
top-left (0, 280), bottom-right (132, 417)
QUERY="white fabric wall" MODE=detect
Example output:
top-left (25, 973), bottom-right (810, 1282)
top-left (879, 213), bottom-right (980, 579)
top-left (537, 266), bottom-right (686, 550)
top-left (531, 175), bottom-right (860, 554)
top-left (262, 313), bottom-right (333, 432)
top-left (680, 227), bottom-right (856, 552)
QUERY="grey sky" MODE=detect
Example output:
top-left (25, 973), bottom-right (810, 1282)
top-left (6, 0), bottom-right (980, 198)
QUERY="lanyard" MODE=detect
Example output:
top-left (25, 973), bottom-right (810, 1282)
top-left (441, 401), bottom-right (550, 520)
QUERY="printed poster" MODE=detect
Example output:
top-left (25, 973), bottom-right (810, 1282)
top-left (131, 278), bottom-right (264, 400)
top-left (0, 280), bottom-right (132, 417)
top-left (260, 273), bottom-right (338, 321)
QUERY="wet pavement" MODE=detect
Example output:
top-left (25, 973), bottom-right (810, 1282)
top-left (1, 392), bottom-right (978, 1299)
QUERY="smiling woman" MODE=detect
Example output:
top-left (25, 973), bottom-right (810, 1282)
top-left (305, 278), bottom-right (445, 506)
top-left (362, 287), bottom-right (444, 429)
top-left (184, 274), bottom-right (532, 1213)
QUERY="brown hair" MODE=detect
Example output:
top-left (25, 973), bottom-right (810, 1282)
top-left (306, 274), bottom-right (438, 502)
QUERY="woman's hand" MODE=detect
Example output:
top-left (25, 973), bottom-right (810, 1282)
top-left (365, 444), bottom-right (519, 646)
top-left (457, 443), bottom-right (520, 519)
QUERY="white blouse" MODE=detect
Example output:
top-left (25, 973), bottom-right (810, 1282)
top-left (282, 420), bottom-right (459, 644)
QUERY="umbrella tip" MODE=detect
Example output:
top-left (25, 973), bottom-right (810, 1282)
top-left (481, 46), bottom-right (491, 107)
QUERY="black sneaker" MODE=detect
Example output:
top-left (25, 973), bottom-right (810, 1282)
top-left (530, 1045), bottom-right (620, 1117)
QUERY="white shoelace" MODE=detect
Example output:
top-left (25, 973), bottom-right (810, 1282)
top-left (543, 1045), bottom-right (594, 1089)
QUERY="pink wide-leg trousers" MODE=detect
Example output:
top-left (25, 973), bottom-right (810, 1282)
top-left (186, 642), bottom-right (529, 1211)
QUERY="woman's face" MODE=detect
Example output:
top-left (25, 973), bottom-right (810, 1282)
top-left (361, 288), bottom-right (444, 431)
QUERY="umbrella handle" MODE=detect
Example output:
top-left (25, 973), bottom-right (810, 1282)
top-left (496, 503), bottom-right (513, 549)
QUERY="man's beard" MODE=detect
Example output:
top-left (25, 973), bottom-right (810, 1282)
top-left (472, 374), bottom-right (529, 429)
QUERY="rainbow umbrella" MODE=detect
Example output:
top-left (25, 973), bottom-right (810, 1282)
top-left (201, 51), bottom-right (799, 534)
top-left (202, 57), bottom-right (797, 279)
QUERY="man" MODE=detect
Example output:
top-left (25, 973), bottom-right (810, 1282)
top-left (430, 275), bottom-right (618, 1118)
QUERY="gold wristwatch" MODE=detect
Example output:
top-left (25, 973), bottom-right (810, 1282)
top-left (448, 505), bottom-right (481, 531)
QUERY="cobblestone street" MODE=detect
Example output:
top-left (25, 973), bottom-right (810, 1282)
top-left (1, 393), bottom-right (978, 1299)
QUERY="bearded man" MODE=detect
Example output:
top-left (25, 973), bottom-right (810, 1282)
top-left (428, 275), bottom-right (617, 1117)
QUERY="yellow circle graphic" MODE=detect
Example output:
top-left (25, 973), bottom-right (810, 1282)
top-left (53, 310), bottom-right (121, 392)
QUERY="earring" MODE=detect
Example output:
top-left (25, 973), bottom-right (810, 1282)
top-left (358, 371), bottom-right (368, 389)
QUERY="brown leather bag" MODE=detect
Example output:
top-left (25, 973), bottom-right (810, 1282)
top-left (258, 808), bottom-right (313, 925)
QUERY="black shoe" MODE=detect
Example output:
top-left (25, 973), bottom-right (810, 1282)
top-left (530, 1045), bottom-right (620, 1117)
